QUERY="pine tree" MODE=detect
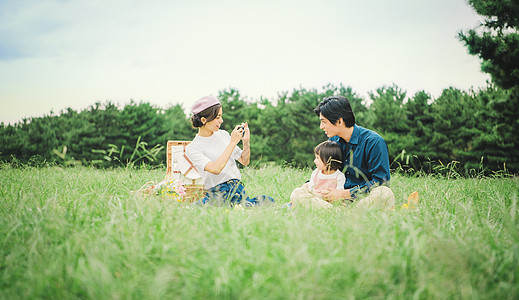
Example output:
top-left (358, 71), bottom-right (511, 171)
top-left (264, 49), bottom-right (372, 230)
top-left (368, 84), bottom-right (410, 161)
top-left (459, 0), bottom-right (519, 172)
top-left (400, 91), bottom-right (436, 168)
top-left (459, 0), bottom-right (519, 89)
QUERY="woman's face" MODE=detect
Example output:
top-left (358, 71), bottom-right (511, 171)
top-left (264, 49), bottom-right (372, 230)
top-left (203, 107), bottom-right (223, 132)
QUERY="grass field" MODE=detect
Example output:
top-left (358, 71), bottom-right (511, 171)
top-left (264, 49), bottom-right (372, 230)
top-left (1, 164), bottom-right (518, 299)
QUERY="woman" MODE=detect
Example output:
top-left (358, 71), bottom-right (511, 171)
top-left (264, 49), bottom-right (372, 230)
top-left (186, 96), bottom-right (273, 206)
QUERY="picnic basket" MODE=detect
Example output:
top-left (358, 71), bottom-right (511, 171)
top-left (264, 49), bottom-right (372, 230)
top-left (165, 141), bottom-right (205, 202)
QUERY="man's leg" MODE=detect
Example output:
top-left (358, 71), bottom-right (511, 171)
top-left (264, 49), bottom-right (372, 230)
top-left (355, 186), bottom-right (395, 210)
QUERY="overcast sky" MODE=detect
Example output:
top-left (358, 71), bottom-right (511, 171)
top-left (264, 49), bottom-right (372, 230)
top-left (0, 0), bottom-right (488, 124)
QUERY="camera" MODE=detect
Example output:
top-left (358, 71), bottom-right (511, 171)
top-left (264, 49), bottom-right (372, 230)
top-left (238, 126), bottom-right (245, 137)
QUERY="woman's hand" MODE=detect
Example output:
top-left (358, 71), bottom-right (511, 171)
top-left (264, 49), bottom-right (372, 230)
top-left (241, 122), bottom-right (250, 141)
top-left (237, 122), bottom-right (250, 166)
top-left (231, 125), bottom-right (244, 145)
top-left (231, 123), bottom-right (250, 144)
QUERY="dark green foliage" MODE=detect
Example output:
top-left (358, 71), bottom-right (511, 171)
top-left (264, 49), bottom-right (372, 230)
top-left (430, 88), bottom-right (481, 164)
top-left (369, 84), bottom-right (408, 135)
top-left (0, 101), bottom-right (191, 168)
top-left (470, 85), bottom-right (519, 171)
top-left (0, 123), bottom-right (23, 160)
top-left (161, 104), bottom-right (195, 141)
top-left (459, 0), bottom-right (519, 89)
top-left (368, 84), bottom-right (410, 162)
top-left (458, 0), bottom-right (519, 172)
top-left (217, 88), bottom-right (250, 132)
top-left (1, 82), bottom-right (518, 173)
top-left (403, 91), bottom-right (436, 159)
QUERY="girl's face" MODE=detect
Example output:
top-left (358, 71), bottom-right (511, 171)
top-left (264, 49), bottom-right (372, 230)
top-left (203, 107), bottom-right (223, 132)
top-left (314, 153), bottom-right (328, 172)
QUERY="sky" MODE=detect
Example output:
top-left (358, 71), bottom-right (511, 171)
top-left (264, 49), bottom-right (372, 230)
top-left (0, 0), bottom-right (489, 125)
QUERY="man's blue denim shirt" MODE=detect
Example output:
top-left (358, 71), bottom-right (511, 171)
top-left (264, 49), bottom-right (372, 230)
top-left (329, 124), bottom-right (391, 198)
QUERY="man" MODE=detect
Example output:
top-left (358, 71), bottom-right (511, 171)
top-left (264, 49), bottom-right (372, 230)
top-left (314, 96), bottom-right (395, 209)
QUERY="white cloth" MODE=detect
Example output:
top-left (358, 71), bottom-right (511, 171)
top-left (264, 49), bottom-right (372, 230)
top-left (186, 130), bottom-right (243, 189)
top-left (170, 145), bottom-right (202, 181)
top-left (307, 169), bottom-right (346, 192)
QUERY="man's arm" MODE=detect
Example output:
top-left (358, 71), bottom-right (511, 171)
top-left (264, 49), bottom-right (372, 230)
top-left (349, 137), bottom-right (391, 197)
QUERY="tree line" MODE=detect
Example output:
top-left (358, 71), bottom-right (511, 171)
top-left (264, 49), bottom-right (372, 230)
top-left (0, 82), bottom-right (517, 174)
top-left (1, 0), bottom-right (517, 174)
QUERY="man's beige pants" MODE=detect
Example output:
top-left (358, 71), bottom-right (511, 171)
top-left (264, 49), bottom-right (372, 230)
top-left (290, 185), bottom-right (395, 210)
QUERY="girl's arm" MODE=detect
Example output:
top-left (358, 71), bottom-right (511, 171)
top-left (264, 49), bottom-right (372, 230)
top-left (319, 172), bottom-right (349, 202)
top-left (307, 169), bottom-right (318, 190)
top-left (336, 172), bottom-right (346, 190)
top-left (238, 123), bottom-right (250, 166)
top-left (204, 125), bottom-right (243, 175)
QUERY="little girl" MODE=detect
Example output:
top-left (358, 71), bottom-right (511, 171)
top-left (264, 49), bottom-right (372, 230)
top-left (289, 141), bottom-right (345, 208)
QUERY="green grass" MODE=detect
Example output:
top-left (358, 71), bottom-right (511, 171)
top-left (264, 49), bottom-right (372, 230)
top-left (1, 164), bottom-right (518, 299)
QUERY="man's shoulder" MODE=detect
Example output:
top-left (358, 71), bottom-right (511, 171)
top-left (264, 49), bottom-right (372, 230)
top-left (358, 126), bottom-right (385, 143)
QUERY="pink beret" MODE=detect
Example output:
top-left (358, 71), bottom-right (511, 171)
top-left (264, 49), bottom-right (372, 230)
top-left (191, 96), bottom-right (221, 114)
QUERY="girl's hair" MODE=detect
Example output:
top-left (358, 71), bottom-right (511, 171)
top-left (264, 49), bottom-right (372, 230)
top-left (190, 104), bottom-right (222, 128)
top-left (315, 141), bottom-right (343, 171)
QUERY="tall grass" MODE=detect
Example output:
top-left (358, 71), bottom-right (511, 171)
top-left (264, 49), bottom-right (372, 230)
top-left (1, 164), bottom-right (518, 299)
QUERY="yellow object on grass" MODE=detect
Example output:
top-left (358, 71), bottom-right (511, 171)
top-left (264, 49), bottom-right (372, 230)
top-left (401, 191), bottom-right (419, 209)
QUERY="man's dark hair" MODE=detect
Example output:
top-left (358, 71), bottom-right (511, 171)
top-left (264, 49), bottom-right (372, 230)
top-left (190, 104), bottom-right (222, 128)
top-left (314, 96), bottom-right (355, 127)
top-left (315, 141), bottom-right (343, 171)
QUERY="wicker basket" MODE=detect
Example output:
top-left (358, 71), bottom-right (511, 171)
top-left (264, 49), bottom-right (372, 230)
top-left (166, 141), bottom-right (205, 202)
top-left (183, 184), bottom-right (206, 202)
